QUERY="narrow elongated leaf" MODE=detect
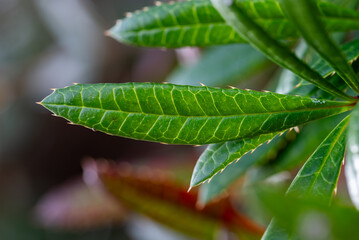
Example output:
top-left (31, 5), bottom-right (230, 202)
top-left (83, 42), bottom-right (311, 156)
top-left (168, 44), bottom-right (269, 87)
top-left (279, 38), bottom-right (359, 97)
top-left (191, 132), bottom-right (280, 188)
top-left (198, 132), bottom-right (288, 204)
top-left (195, 39), bottom-right (295, 198)
top-left (40, 83), bottom-right (353, 145)
top-left (92, 160), bottom-right (264, 239)
top-left (287, 116), bottom-right (349, 201)
top-left (281, 0), bottom-right (359, 98)
top-left (211, 0), bottom-right (353, 101)
top-left (293, 74), bottom-right (349, 101)
top-left (275, 40), bottom-right (310, 94)
top-left (283, 0), bottom-right (359, 94)
top-left (315, 38), bottom-right (359, 77)
top-left (257, 114), bottom-right (346, 180)
top-left (109, 0), bottom-right (359, 48)
top-left (345, 103), bottom-right (359, 209)
top-left (263, 115), bottom-right (350, 240)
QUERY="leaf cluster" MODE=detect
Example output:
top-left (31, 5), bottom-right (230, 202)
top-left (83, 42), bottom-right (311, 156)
top-left (40, 0), bottom-right (359, 238)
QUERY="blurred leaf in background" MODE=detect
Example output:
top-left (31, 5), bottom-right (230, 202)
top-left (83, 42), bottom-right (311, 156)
top-left (256, 187), bottom-right (359, 240)
top-left (92, 159), bottom-right (264, 240)
top-left (34, 177), bottom-right (127, 230)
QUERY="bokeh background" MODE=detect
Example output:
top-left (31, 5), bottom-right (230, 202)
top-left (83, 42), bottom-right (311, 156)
top-left (0, 0), bottom-right (201, 239)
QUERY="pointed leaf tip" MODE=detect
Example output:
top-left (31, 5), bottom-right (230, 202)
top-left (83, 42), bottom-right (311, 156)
top-left (41, 83), bottom-right (353, 145)
top-left (191, 132), bottom-right (280, 186)
top-left (109, 0), bottom-right (359, 48)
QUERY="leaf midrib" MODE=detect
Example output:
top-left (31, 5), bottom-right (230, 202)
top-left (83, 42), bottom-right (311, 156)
top-left (305, 119), bottom-right (348, 194)
top-left (119, 15), bottom-right (359, 35)
top-left (43, 102), bottom-right (354, 118)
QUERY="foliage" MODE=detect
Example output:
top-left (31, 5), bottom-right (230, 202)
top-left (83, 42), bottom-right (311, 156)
top-left (40, 0), bottom-right (359, 239)
top-left (92, 159), bottom-right (263, 239)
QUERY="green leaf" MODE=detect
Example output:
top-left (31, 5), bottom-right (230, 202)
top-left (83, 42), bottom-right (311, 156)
top-left (191, 132), bottom-right (280, 188)
top-left (211, 0), bottom-right (353, 101)
top-left (293, 74), bottom-right (349, 101)
top-left (287, 116), bottom-right (349, 201)
top-left (278, 38), bottom-right (359, 97)
top-left (275, 40), bottom-right (311, 94)
top-left (282, 0), bottom-right (359, 94)
top-left (284, 40), bottom-right (359, 102)
top-left (263, 115), bottom-right (350, 239)
top-left (168, 44), bottom-right (269, 87)
top-left (345, 103), bottom-right (359, 209)
top-left (198, 132), bottom-right (287, 204)
top-left (109, 0), bottom-right (359, 48)
top-left (40, 83), bottom-right (353, 145)
top-left (257, 114), bottom-right (346, 180)
top-left (257, 188), bottom-right (359, 240)
top-left (328, 0), bottom-right (359, 8)
top-left (305, 38), bottom-right (359, 80)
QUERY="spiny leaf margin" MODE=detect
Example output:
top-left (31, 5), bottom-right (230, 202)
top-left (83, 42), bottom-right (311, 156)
top-left (211, 0), bottom-right (353, 101)
top-left (191, 131), bottom-right (281, 188)
top-left (263, 115), bottom-right (350, 239)
top-left (282, 0), bottom-right (359, 94)
top-left (40, 83), bottom-right (354, 145)
top-left (109, 0), bottom-right (359, 48)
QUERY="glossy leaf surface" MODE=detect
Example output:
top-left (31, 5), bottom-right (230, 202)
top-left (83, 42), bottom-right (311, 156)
top-left (257, 114), bottom-right (346, 180)
top-left (191, 132), bottom-right (279, 187)
top-left (109, 0), bottom-right (359, 48)
top-left (198, 133), bottom-right (287, 204)
top-left (211, 0), bottom-right (352, 101)
top-left (263, 115), bottom-right (350, 239)
top-left (277, 38), bottom-right (359, 98)
top-left (283, 0), bottom-right (359, 94)
top-left (287, 116), bottom-right (349, 201)
top-left (41, 83), bottom-right (353, 145)
top-left (346, 104), bottom-right (359, 209)
top-left (282, 28), bottom-right (359, 100)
